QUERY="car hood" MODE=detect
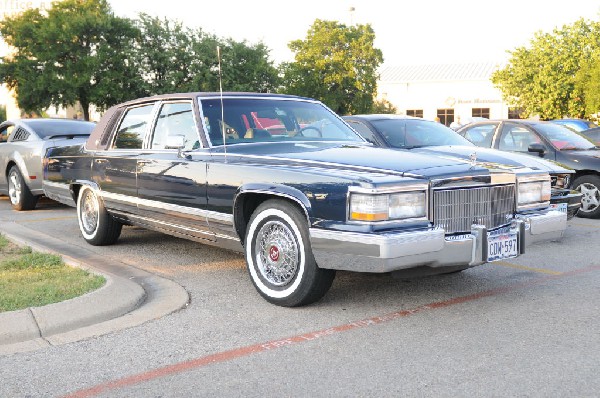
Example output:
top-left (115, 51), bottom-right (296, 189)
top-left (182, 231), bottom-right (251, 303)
top-left (213, 142), bottom-right (533, 180)
top-left (411, 145), bottom-right (573, 173)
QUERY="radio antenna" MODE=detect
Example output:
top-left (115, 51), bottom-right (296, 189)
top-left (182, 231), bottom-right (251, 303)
top-left (217, 45), bottom-right (226, 159)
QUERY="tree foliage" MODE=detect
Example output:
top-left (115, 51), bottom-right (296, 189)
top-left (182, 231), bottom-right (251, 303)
top-left (491, 18), bottom-right (600, 120)
top-left (0, 0), bottom-right (142, 120)
top-left (371, 98), bottom-right (397, 114)
top-left (575, 50), bottom-right (600, 117)
top-left (0, 6), bottom-right (280, 120)
top-left (132, 14), bottom-right (280, 95)
top-left (281, 19), bottom-right (383, 115)
top-left (0, 105), bottom-right (6, 123)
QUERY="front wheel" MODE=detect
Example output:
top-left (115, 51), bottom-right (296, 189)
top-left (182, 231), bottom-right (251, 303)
top-left (573, 175), bottom-right (600, 218)
top-left (77, 186), bottom-right (122, 245)
top-left (245, 199), bottom-right (335, 307)
top-left (7, 166), bottom-right (38, 211)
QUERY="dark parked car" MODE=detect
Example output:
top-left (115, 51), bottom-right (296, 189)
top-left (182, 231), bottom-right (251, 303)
top-left (550, 118), bottom-right (597, 132)
top-left (43, 93), bottom-right (566, 306)
top-left (343, 115), bottom-right (581, 219)
top-left (457, 120), bottom-right (600, 218)
top-left (0, 118), bottom-right (95, 210)
top-left (579, 127), bottom-right (600, 146)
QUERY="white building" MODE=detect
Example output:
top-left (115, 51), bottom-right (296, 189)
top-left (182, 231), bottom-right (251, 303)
top-left (378, 62), bottom-right (521, 127)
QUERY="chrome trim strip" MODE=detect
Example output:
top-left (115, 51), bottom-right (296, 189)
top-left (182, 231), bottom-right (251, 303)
top-left (122, 212), bottom-right (215, 236)
top-left (348, 183), bottom-right (429, 194)
top-left (236, 189), bottom-right (310, 222)
top-left (99, 191), bottom-right (234, 224)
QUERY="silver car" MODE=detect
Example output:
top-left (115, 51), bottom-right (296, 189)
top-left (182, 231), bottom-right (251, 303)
top-left (0, 118), bottom-right (95, 210)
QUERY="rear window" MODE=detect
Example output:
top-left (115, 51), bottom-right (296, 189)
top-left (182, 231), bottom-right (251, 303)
top-left (22, 119), bottom-right (95, 138)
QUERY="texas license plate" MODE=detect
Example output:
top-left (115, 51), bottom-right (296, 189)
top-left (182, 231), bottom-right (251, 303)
top-left (487, 232), bottom-right (518, 262)
top-left (549, 202), bottom-right (568, 213)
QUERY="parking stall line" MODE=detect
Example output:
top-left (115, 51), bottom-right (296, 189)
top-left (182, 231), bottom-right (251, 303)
top-left (17, 216), bottom-right (77, 223)
top-left (62, 263), bottom-right (600, 398)
top-left (492, 261), bottom-right (563, 275)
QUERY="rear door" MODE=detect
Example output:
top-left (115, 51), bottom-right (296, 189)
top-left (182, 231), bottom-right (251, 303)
top-left (93, 103), bottom-right (156, 215)
top-left (136, 100), bottom-right (214, 241)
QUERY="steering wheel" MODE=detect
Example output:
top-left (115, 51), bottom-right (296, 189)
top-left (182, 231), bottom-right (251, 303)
top-left (297, 126), bottom-right (323, 138)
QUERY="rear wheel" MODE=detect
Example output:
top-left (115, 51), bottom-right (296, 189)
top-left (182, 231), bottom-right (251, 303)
top-left (7, 166), bottom-right (38, 211)
top-left (245, 199), bottom-right (335, 307)
top-left (77, 186), bottom-right (122, 245)
top-left (573, 175), bottom-right (600, 218)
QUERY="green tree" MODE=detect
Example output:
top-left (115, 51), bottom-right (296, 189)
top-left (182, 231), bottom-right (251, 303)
top-left (371, 98), bottom-right (397, 114)
top-left (134, 14), bottom-right (279, 95)
top-left (0, 0), bottom-right (143, 120)
top-left (0, 105), bottom-right (6, 123)
top-left (491, 18), bottom-right (600, 120)
top-left (281, 19), bottom-right (383, 115)
top-left (575, 50), bottom-right (600, 117)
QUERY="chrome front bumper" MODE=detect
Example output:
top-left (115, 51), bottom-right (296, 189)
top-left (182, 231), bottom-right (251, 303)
top-left (310, 210), bottom-right (567, 273)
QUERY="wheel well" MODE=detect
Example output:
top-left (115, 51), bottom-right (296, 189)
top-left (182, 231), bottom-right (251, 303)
top-left (234, 193), bottom-right (309, 242)
top-left (573, 170), bottom-right (600, 184)
top-left (5, 161), bottom-right (16, 177)
top-left (70, 184), bottom-right (83, 202)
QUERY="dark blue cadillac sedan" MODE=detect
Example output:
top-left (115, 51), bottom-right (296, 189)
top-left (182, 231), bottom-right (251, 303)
top-left (43, 93), bottom-right (566, 306)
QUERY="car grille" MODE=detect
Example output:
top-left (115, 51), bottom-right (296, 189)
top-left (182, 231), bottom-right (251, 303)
top-left (433, 185), bottom-right (516, 234)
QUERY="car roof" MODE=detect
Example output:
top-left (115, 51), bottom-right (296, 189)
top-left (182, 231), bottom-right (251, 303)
top-left (466, 119), bottom-right (554, 126)
top-left (114, 92), bottom-right (314, 108)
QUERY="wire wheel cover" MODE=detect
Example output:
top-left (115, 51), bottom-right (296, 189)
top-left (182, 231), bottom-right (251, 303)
top-left (256, 220), bottom-right (299, 286)
top-left (81, 190), bottom-right (99, 234)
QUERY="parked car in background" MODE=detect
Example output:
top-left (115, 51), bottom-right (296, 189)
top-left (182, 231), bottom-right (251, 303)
top-left (43, 93), bottom-right (566, 306)
top-left (343, 115), bottom-right (581, 219)
top-left (0, 118), bottom-right (95, 210)
top-left (579, 127), bottom-right (600, 146)
top-left (457, 120), bottom-right (600, 218)
top-left (550, 118), bottom-right (598, 132)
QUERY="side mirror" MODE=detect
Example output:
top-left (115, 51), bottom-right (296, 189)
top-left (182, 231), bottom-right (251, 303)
top-left (165, 135), bottom-right (188, 158)
top-left (528, 143), bottom-right (546, 156)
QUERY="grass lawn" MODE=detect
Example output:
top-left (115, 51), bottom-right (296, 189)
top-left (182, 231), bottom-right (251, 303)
top-left (0, 234), bottom-right (105, 312)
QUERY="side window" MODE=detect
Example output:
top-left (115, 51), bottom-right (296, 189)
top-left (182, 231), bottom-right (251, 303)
top-left (462, 124), bottom-right (497, 147)
top-left (0, 125), bottom-right (15, 143)
top-left (113, 104), bottom-right (155, 149)
top-left (346, 121), bottom-right (377, 144)
top-left (498, 124), bottom-right (540, 152)
top-left (151, 102), bottom-right (199, 150)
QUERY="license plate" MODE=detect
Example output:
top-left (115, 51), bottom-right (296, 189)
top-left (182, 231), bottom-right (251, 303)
top-left (487, 233), bottom-right (518, 262)
top-left (549, 202), bottom-right (568, 213)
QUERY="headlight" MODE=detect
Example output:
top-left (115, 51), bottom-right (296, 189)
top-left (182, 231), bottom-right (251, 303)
top-left (349, 191), bottom-right (427, 222)
top-left (518, 177), bottom-right (551, 209)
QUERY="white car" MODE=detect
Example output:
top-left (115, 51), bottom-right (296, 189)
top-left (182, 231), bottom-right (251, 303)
top-left (0, 118), bottom-right (95, 210)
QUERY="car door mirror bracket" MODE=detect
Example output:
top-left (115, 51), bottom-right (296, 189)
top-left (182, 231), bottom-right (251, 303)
top-left (528, 143), bottom-right (546, 156)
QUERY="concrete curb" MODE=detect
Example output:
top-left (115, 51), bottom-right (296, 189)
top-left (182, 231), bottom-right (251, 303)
top-left (0, 221), bottom-right (189, 356)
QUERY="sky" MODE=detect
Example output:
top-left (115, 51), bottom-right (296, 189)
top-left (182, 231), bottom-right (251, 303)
top-left (109, 0), bottom-right (600, 66)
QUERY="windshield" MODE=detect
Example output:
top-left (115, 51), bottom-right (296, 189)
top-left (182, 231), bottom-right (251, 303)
top-left (22, 119), bottom-right (95, 138)
top-left (199, 98), bottom-right (364, 146)
top-left (534, 123), bottom-right (596, 150)
top-left (371, 119), bottom-right (474, 149)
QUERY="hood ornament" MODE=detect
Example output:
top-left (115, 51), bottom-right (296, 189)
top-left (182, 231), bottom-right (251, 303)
top-left (469, 152), bottom-right (477, 167)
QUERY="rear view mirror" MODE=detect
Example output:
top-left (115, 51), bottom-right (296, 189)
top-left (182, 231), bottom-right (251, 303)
top-left (528, 143), bottom-right (546, 156)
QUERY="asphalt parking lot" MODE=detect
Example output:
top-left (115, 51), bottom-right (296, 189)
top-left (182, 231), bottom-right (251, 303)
top-left (0, 196), bottom-right (599, 397)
